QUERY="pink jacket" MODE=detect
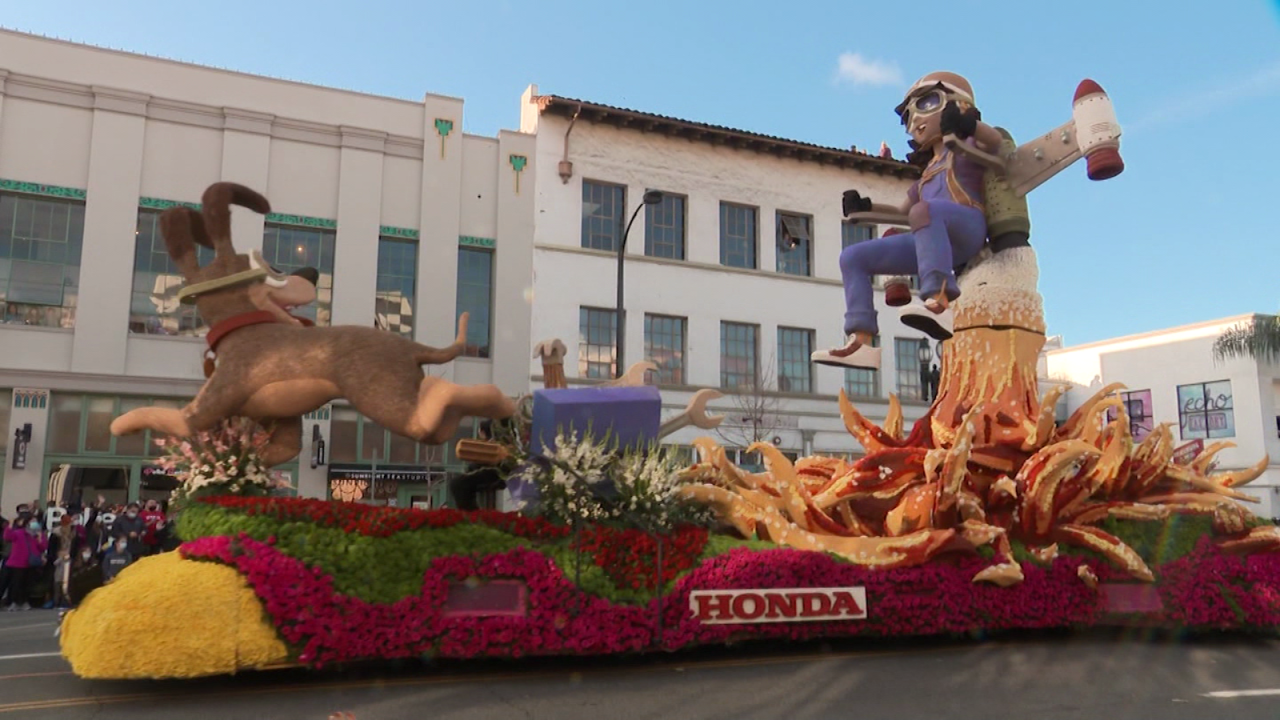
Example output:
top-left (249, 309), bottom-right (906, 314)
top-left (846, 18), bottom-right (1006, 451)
top-left (3, 526), bottom-right (48, 569)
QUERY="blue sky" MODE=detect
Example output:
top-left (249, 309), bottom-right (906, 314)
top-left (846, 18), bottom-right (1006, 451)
top-left (4, 0), bottom-right (1280, 346)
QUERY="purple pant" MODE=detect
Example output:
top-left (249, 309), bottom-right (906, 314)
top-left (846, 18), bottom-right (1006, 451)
top-left (838, 201), bottom-right (987, 335)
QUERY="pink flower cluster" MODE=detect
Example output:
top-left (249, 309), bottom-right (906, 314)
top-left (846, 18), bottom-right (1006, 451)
top-left (182, 534), bottom-right (1278, 666)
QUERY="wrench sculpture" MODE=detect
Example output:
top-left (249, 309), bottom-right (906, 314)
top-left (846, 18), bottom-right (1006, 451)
top-left (657, 388), bottom-right (725, 440)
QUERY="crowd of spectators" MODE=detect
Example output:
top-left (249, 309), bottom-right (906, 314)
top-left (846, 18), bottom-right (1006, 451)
top-left (0, 496), bottom-right (177, 610)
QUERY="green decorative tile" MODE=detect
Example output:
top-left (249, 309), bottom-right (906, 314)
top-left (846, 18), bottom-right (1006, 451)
top-left (0, 178), bottom-right (86, 201)
top-left (266, 213), bottom-right (337, 230)
top-left (459, 235), bottom-right (496, 249)
top-left (380, 226), bottom-right (419, 240)
top-left (508, 155), bottom-right (528, 194)
top-left (140, 197), bottom-right (201, 211)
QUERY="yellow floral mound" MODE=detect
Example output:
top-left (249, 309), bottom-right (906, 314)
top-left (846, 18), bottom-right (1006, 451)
top-left (59, 552), bottom-right (290, 679)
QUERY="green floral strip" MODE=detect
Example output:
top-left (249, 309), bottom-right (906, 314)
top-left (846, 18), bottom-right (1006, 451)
top-left (140, 197), bottom-right (201, 211)
top-left (380, 226), bottom-right (419, 240)
top-left (459, 235), bottom-right (496, 249)
top-left (0, 178), bottom-right (86, 201)
top-left (266, 213), bottom-right (337, 230)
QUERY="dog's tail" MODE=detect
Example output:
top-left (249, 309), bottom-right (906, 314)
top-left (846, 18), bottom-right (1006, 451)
top-left (414, 312), bottom-right (470, 366)
top-left (201, 183), bottom-right (271, 252)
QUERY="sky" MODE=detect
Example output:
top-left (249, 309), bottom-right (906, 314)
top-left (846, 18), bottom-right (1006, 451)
top-left (3, 0), bottom-right (1279, 347)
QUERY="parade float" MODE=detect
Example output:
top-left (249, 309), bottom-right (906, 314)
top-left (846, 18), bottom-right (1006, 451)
top-left (58, 76), bottom-right (1280, 681)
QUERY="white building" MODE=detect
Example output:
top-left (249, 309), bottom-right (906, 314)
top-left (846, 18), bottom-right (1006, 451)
top-left (0, 29), bottom-right (942, 513)
top-left (519, 85), bottom-right (931, 463)
top-left (0, 29), bottom-right (535, 513)
top-left (1044, 314), bottom-right (1280, 519)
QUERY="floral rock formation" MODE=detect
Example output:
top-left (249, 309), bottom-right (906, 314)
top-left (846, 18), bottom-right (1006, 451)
top-left (679, 246), bottom-right (1280, 585)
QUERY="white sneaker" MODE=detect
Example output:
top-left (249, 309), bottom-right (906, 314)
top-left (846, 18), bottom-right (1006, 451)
top-left (811, 335), bottom-right (882, 370)
top-left (900, 298), bottom-right (954, 340)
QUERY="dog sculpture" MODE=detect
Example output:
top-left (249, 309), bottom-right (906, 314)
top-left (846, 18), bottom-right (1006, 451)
top-left (110, 182), bottom-right (517, 466)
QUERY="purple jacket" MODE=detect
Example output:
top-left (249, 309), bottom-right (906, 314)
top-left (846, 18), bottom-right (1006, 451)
top-left (3, 526), bottom-right (48, 569)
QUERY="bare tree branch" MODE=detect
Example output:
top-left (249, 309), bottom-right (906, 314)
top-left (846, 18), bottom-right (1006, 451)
top-left (714, 351), bottom-right (791, 450)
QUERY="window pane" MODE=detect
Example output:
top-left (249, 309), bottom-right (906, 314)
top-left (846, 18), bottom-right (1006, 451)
top-left (129, 209), bottom-right (214, 336)
top-left (47, 394), bottom-right (82, 454)
top-left (262, 224), bottom-right (336, 326)
top-left (0, 194), bottom-right (84, 328)
top-left (776, 212), bottom-right (812, 277)
top-left (720, 203), bottom-right (757, 269)
top-left (1177, 380), bottom-right (1235, 440)
top-left (579, 307), bottom-right (617, 379)
top-left (361, 419), bottom-right (387, 462)
top-left (644, 193), bottom-right (685, 260)
top-left (720, 322), bottom-right (758, 389)
top-left (841, 222), bottom-right (877, 249)
top-left (376, 237), bottom-right (417, 339)
top-left (83, 397), bottom-right (115, 452)
top-left (330, 408), bottom-right (359, 463)
top-left (456, 248), bottom-right (493, 358)
top-left (0, 390), bottom-right (10, 452)
top-left (581, 181), bottom-right (625, 252)
top-left (387, 430), bottom-right (419, 465)
top-left (115, 398), bottom-right (149, 456)
top-left (644, 314), bottom-right (686, 385)
top-left (895, 338), bottom-right (926, 401)
top-left (777, 327), bottom-right (814, 393)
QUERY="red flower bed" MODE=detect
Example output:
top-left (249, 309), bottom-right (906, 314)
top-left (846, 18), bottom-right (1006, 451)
top-left (196, 496), bottom-right (570, 540)
top-left (574, 525), bottom-right (709, 591)
top-left (177, 534), bottom-right (1280, 668)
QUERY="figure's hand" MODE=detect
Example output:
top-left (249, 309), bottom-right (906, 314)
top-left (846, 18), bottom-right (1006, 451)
top-left (940, 101), bottom-right (980, 139)
top-left (842, 190), bottom-right (873, 217)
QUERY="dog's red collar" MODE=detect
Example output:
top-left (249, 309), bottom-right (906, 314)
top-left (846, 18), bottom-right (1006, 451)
top-left (203, 310), bottom-right (315, 378)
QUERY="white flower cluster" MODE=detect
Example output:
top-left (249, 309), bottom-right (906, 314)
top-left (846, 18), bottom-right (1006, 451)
top-left (155, 417), bottom-right (291, 506)
top-left (516, 429), bottom-right (712, 531)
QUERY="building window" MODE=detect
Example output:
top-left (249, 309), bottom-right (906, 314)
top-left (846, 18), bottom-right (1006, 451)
top-left (0, 389), bottom-right (10, 452)
top-left (844, 335), bottom-right (881, 397)
top-left (720, 321), bottom-right (759, 389)
top-left (129, 209), bottom-right (214, 335)
top-left (456, 247), bottom-right (494, 358)
top-left (1177, 380), bottom-right (1235, 440)
top-left (375, 237), bottom-right (417, 339)
top-left (777, 326), bottom-right (814, 393)
top-left (329, 406), bottom-right (444, 466)
top-left (45, 393), bottom-right (183, 458)
top-left (841, 222), bottom-right (877, 249)
top-left (894, 337), bottom-right (926, 401)
top-left (720, 202), bottom-right (757, 269)
top-left (644, 313), bottom-right (686, 385)
top-left (262, 224), bottom-right (335, 326)
top-left (776, 212), bottom-right (812, 277)
top-left (0, 193), bottom-right (84, 328)
top-left (1106, 389), bottom-right (1154, 442)
top-left (644, 192), bottom-right (686, 260)
top-left (581, 180), bottom-right (626, 252)
top-left (579, 307), bottom-right (617, 379)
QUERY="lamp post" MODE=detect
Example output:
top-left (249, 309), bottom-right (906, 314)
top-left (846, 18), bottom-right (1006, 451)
top-left (615, 189), bottom-right (665, 378)
top-left (917, 339), bottom-right (933, 402)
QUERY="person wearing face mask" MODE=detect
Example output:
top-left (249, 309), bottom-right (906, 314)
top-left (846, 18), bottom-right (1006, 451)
top-left (1, 512), bottom-right (48, 610)
top-left (66, 544), bottom-right (103, 607)
top-left (111, 502), bottom-right (146, 558)
top-left (102, 536), bottom-right (132, 584)
top-left (140, 499), bottom-right (164, 556)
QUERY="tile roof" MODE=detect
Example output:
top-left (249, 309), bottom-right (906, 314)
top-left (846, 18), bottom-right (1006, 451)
top-left (534, 94), bottom-right (920, 178)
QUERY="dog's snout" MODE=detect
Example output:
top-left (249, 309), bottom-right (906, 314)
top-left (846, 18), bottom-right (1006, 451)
top-left (292, 267), bottom-right (320, 286)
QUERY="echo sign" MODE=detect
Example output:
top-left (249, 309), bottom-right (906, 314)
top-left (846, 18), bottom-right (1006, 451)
top-left (690, 587), bottom-right (868, 624)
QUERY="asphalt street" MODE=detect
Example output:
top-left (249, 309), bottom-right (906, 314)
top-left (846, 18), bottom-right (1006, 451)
top-left (1, 610), bottom-right (1278, 719)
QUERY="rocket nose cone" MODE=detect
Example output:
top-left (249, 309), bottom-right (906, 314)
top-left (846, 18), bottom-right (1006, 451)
top-left (1074, 78), bottom-right (1106, 101)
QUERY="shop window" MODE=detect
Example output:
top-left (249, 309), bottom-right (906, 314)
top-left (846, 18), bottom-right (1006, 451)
top-left (375, 237), bottom-right (417, 339)
top-left (331, 407), bottom-right (449, 466)
top-left (329, 407), bottom-right (360, 464)
top-left (262, 223), bottom-right (335, 326)
top-left (1177, 380), bottom-right (1235, 440)
top-left (46, 394), bottom-right (188, 457)
top-left (0, 193), bottom-right (84, 328)
top-left (83, 396), bottom-right (115, 452)
top-left (47, 393), bottom-right (82, 454)
top-left (456, 248), bottom-right (493, 358)
top-left (129, 209), bottom-right (213, 336)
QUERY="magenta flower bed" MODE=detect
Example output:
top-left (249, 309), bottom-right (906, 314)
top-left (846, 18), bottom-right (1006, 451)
top-left (178, 533), bottom-right (1280, 667)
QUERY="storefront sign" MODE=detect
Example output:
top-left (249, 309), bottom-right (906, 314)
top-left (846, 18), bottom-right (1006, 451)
top-left (1172, 439), bottom-right (1204, 466)
top-left (326, 466), bottom-right (442, 502)
top-left (690, 587), bottom-right (867, 624)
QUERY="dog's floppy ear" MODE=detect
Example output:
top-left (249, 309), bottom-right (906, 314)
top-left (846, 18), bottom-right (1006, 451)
top-left (159, 207), bottom-right (208, 279)
top-left (201, 182), bottom-right (271, 258)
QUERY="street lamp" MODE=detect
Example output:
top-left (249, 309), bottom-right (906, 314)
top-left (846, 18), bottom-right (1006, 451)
top-left (615, 189), bottom-right (665, 378)
top-left (917, 339), bottom-right (933, 402)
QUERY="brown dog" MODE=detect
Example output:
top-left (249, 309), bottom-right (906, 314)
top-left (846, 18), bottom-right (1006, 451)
top-left (110, 182), bottom-right (517, 466)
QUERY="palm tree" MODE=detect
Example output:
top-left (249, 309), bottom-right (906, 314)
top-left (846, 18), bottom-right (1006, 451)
top-left (1212, 313), bottom-right (1280, 365)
